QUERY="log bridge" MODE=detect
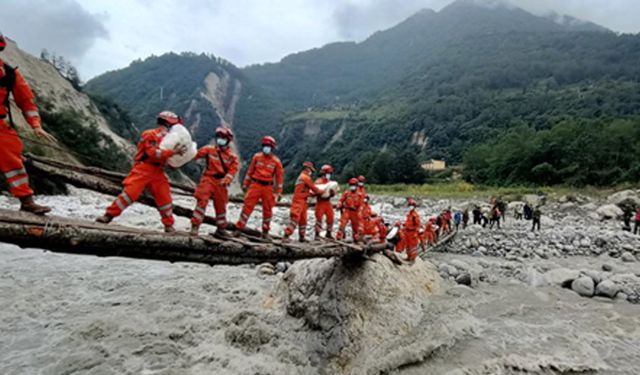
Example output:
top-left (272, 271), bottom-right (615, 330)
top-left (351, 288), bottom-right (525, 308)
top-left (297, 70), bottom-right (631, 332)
top-left (0, 154), bottom-right (456, 266)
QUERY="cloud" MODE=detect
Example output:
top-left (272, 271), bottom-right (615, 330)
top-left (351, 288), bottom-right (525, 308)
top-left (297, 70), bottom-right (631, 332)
top-left (332, 0), bottom-right (451, 40)
top-left (0, 0), bottom-right (108, 61)
top-left (2, 0), bottom-right (638, 80)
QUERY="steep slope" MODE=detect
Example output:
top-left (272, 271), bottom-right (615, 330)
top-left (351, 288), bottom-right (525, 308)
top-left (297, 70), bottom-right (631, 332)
top-left (85, 53), bottom-right (276, 163)
top-left (2, 39), bottom-right (134, 172)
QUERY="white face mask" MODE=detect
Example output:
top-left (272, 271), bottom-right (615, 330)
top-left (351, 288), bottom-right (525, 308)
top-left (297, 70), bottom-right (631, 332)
top-left (350, 186), bottom-right (357, 192)
top-left (358, 182), bottom-right (364, 187)
top-left (325, 174), bottom-right (332, 180)
top-left (216, 138), bottom-right (228, 146)
top-left (263, 146), bottom-right (272, 155)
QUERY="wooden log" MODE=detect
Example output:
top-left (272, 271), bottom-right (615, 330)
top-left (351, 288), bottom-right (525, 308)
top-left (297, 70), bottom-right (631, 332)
top-left (0, 209), bottom-right (366, 266)
top-left (24, 153), bottom-right (293, 207)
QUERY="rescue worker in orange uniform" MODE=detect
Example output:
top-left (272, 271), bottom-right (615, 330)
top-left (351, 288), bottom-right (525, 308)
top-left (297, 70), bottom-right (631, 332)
top-left (96, 111), bottom-right (187, 232)
top-left (0, 33), bottom-right (56, 214)
top-left (357, 195), bottom-right (373, 238)
top-left (336, 178), bottom-right (362, 242)
top-left (235, 136), bottom-right (283, 239)
top-left (356, 175), bottom-right (367, 200)
top-left (190, 127), bottom-right (238, 237)
top-left (314, 164), bottom-right (335, 239)
top-left (396, 199), bottom-right (421, 261)
top-left (422, 220), bottom-right (437, 246)
top-left (283, 161), bottom-right (324, 242)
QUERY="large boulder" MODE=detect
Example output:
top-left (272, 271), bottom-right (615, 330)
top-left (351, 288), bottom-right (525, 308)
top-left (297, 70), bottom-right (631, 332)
top-left (544, 268), bottom-right (581, 287)
top-left (596, 204), bottom-right (623, 220)
top-left (607, 190), bottom-right (640, 207)
top-left (572, 277), bottom-right (595, 297)
top-left (278, 255), bottom-right (473, 374)
top-left (595, 280), bottom-right (620, 298)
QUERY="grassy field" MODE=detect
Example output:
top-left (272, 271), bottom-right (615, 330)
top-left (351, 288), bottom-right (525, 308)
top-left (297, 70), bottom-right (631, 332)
top-left (364, 182), bottom-right (637, 201)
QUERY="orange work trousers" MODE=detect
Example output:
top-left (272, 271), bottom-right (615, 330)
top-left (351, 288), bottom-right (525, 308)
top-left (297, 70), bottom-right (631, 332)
top-left (192, 176), bottom-right (229, 228)
top-left (337, 209), bottom-right (360, 241)
top-left (236, 182), bottom-right (275, 233)
top-left (396, 229), bottom-right (419, 260)
top-left (105, 162), bottom-right (174, 226)
top-left (314, 198), bottom-right (334, 235)
top-left (284, 198), bottom-right (308, 237)
top-left (0, 125), bottom-right (33, 198)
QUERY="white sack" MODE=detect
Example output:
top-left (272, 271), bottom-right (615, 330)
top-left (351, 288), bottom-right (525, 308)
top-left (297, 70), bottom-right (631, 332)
top-left (316, 181), bottom-right (339, 198)
top-left (159, 124), bottom-right (197, 168)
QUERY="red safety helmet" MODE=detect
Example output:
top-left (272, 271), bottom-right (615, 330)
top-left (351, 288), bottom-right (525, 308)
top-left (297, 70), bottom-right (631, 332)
top-left (348, 178), bottom-right (358, 185)
top-left (261, 136), bottom-right (277, 148)
top-left (215, 127), bottom-right (233, 140)
top-left (358, 175), bottom-right (366, 183)
top-left (407, 198), bottom-right (417, 207)
top-left (157, 111), bottom-right (181, 126)
top-left (320, 164), bottom-right (334, 174)
top-left (303, 161), bottom-right (315, 171)
top-left (0, 32), bottom-right (6, 51)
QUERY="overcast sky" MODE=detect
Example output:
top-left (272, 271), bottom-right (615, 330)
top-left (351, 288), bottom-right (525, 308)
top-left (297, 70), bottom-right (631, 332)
top-left (1, 0), bottom-right (639, 80)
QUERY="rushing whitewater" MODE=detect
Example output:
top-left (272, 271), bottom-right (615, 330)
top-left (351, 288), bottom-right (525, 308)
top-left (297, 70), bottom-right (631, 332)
top-left (1, 188), bottom-right (639, 374)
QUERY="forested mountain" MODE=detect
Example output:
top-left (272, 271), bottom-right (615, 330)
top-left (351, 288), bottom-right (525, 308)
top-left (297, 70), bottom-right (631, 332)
top-left (86, 0), bottom-right (640, 187)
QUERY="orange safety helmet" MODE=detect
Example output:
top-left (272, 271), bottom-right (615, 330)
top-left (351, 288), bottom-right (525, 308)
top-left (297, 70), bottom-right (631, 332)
top-left (261, 136), bottom-right (277, 148)
top-left (157, 111), bottom-right (181, 126)
top-left (302, 161), bottom-right (316, 171)
top-left (0, 32), bottom-right (6, 51)
top-left (348, 178), bottom-right (358, 185)
top-left (358, 175), bottom-right (366, 183)
top-left (215, 127), bottom-right (234, 140)
top-left (320, 164), bottom-right (334, 174)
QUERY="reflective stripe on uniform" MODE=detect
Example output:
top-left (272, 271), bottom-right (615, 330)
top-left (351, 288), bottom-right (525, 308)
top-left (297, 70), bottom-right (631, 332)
top-left (158, 203), bottom-right (172, 212)
top-left (115, 199), bottom-right (126, 210)
top-left (4, 168), bottom-right (26, 179)
top-left (161, 210), bottom-right (173, 218)
top-left (9, 177), bottom-right (29, 188)
top-left (155, 149), bottom-right (162, 159)
top-left (193, 211), bottom-right (204, 220)
top-left (23, 111), bottom-right (39, 118)
top-left (195, 206), bottom-right (206, 215)
top-left (121, 192), bottom-right (133, 205)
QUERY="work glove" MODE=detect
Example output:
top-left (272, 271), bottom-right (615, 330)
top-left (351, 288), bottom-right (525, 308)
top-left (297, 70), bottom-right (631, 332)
top-left (242, 185), bottom-right (248, 193)
top-left (222, 176), bottom-right (233, 186)
top-left (276, 193), bottom-right (282, 203)
top-left (173, 144), bottom-right (188, 156)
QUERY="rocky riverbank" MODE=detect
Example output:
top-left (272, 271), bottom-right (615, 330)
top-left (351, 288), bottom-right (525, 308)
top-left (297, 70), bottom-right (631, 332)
top-left (1, 187), bottom-right (639, 374)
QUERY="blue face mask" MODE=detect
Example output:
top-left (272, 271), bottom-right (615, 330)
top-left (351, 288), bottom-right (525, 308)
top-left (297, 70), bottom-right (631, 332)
top-left (326, 174), bottom-right (332, 180)
top-left (350, 186), bottom-right (357, 192)
top-left (216, 138), bottom-right (228, 146)
top-left (263, 146), bottom-right (272, 154)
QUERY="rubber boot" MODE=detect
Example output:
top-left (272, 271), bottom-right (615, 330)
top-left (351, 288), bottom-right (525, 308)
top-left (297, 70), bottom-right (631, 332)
top-left (262, 231), bottom-right (272, 241)
top-left (164, 225), bottom-right (176, 234)
top-left (281, 234), bottom-right (291, 243)
top-left (325, 231), bottom-right (333, 240)
top-left (20, 196), bottom-right (51, 215)
top-left (190, 224), bottom-right (200, 236)
top-left (299, 235), bottom-right (307, 243)
top-left (214, 227), bottom-right (230, 239)
top-left (95, 214), bottom-right (113, 224)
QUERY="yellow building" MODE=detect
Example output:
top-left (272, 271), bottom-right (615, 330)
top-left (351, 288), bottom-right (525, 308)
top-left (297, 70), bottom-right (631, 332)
top-left (422, 159), bottom-right (446, 171)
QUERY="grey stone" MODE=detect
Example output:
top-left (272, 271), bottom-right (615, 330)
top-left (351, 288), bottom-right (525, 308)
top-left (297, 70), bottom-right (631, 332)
top-left (455, 273), bottom-right (472, 286)
top-left (595, 280), bottom-right (620, 298)
top-left (602, 264), bottom-right (613, 272)
top-left (596, 204), bottom-right (623, 220)
top-left (621, 252), bottom-right (636, 263)
top-left (572, 277), bottom-right (595, 297)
